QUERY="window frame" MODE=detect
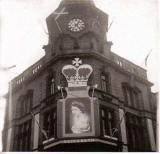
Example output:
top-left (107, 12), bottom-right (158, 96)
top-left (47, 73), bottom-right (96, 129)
top-left (46, 73), bottom-right (56, 97)
top-left (18, 90), bottom-right (33, 117)
top-left (43, 107), bottom-right (57, 140)
top-left (99, 105), bottom-right (116, 138)
top-left (126, 113), bottom-right (145, 151)
top-left (14, 120), bottom-right (32, 151)
top-left (100, 72), bottom-right (111, 93)
top-left (122, 83), bottom-right (142, 109)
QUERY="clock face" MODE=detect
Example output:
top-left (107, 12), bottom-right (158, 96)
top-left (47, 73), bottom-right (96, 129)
top-left (68, 19), bottom-right (85, 32)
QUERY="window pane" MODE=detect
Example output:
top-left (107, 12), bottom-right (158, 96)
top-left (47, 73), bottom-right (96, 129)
top-left (101, 109), bottom-right (105, 117)
top-left (47, 76), bottom-right (55, 96)
top-left (101, 74), bottom-right (110, 93)
top-left (126, 114), bottom-right (145, 151)
top-left (101, 75), bottom-right (106, 80)
top-left (51, 78), bottom-right (55, 95)
top-left (102, 120), bottom-right (106, 135)
top-left (43, 108), bottom-right (57, 140)
top-left (122, 85), bottom-right (142, 109)
top-left (16, 120), bottom-right (31, 151)
top-left (108, 112), bottom-right (112, 120)
top-left (126, 88), bottom-right (131, 106)
top-left (133, 91), bottom-right (139, 108)
top-left (100, 106), bottom-right (115, 137)
top-left (101, 80), bottom-right (106, 92)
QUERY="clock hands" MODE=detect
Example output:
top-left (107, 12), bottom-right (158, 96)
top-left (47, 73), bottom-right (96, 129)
top-left (54, 7), bottom-right (67, 20)
top-left (52, 7), bottom-right (68, 32)
top-left (55, 20), bottom-right (62, 33)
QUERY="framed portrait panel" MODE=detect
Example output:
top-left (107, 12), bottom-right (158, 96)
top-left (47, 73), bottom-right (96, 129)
top-left (62, 97), bottom-right (95, 137)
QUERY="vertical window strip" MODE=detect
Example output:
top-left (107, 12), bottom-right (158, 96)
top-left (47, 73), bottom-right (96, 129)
top-left (16, 120), bottom-right (32, 151)
top-left (43, 108), bottom-right (57, 140)
top-left (127, 88), bottom-right (132, 106)
top-left (101, 73), bottom-right (110, 93)
top-left (122, 84), bottom-right (142, 109)
top-left (50, 77), bottom-right (55, 95)
top-left (126, 113), bottom-right (145, 151)
top-left (100, 106), bottom-right (115, 137)
top-left (19, 92), bottom-right (33, 117)
top-left (47, 75), bottom-right (55, 96)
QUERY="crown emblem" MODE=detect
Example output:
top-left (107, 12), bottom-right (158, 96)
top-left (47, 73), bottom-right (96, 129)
top-left (62, 58), bottom-right (93, 87)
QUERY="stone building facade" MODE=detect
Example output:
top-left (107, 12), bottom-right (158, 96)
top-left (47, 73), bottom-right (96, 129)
top-left (2, 0), bottom-right (157, 152)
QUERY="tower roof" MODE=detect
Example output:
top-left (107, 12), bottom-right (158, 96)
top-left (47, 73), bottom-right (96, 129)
top-left (60, 0), bottom-right (95, 6)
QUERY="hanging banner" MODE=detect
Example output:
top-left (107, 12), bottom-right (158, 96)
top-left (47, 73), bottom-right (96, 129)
top-left (65, 97), bottom-right (91, 134)
top-left (59, 58), bottom-right (96, 138)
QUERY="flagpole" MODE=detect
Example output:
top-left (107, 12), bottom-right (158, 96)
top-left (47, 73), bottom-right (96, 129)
top-left (30, 111), bottom-right (48, 140)
top-left (140, 49), bottom-right (152, 68)
top-left (111, 110), bottom-right (127, 137)
top-left (108, 20), bottom-right (114, 32)
top-left (145, 49), bottom-right (152, 67)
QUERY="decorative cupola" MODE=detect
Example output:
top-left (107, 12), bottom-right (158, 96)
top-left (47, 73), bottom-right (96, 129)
top-left (44, 0), bottom-right (112, 59)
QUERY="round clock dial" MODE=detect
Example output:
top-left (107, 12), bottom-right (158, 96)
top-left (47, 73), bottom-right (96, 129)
top-left (68, 19), bottom-right (85, 32)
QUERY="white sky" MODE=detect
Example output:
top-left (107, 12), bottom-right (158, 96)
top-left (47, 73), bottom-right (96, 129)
top-left (0, 0), bottom-right (160, 151)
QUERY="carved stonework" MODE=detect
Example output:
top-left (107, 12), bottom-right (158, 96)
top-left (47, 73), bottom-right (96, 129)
top-left (62, 58), bottom-right (93, 87)
top-left (58, 58), bottom-right (97, 138)
top-left (45, 0), bottom-right (109, 57)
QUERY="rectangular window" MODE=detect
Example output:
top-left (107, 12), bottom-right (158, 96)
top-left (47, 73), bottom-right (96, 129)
top-left (132, 90), bottom-right (139, 108)
top-left (43, 108), bottom-right (57, 140)
top-left (47, 75), bottom-right (55, 96)
top-left (122, 84), bottom-right (142, 109)
top-left (20, 91), bottom-right (33, 117)
top-left (50, 78), bottom-right (55, 95)
top-left (15, 120), bottom-right (32, 151)
top-left (20, 99), bottom-right (25, 117)
top-left (126, 88), bottom-right (132, 106)
top-left (100, 106), bottom-right (116, 137)
top-left (61, 37), bottom-right (74, 50)
top-left (126, 113), bottom-right (145, 151)
top-left (101, 73), bottom-right (110, 93)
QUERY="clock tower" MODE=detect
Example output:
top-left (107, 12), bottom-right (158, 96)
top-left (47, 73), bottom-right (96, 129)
top-left (3, 0), bottom-right (157, 152)
top-left (44, 0), bottom-right (112, 60)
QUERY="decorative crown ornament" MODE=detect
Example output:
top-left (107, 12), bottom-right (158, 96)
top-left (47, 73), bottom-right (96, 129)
top-left (62, 58), bottom-right (93, 87)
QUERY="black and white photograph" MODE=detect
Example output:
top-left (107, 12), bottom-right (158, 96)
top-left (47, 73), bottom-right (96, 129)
top-left (0, 0), bottom-right (159, 152)
top-left (65, 98), bottom-right (91, 135)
